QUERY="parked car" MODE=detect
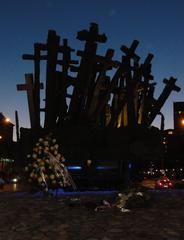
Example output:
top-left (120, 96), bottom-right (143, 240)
top-left (155, 175), bottom-right (173, 189)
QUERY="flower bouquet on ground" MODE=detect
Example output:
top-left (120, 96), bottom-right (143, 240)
top-left (95, 188), bottom-right (152, 213)
top-left (24, 134), bottom-right (76, 194)
top-left (116, 188), bottom-right (152, 211)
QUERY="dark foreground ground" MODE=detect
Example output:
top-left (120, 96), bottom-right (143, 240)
top-left (0, 189), bottom-right (184, 240)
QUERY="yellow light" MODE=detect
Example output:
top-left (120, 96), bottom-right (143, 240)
top-left (5, 118), bottom-right (10, 123)
top-left (168, 131), bottom-right (173, 135)
top-left (0, 136), bottom-right (2, 139)
top-left (181, 119), bottom-right (184, 125)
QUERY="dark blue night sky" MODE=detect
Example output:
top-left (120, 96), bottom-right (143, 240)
top-left (0, 0), bottom-right (184, 137)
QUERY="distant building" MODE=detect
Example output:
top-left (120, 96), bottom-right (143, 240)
top-left (173, 102), bottom-right (184, 133)
top-left (0, 113), bottom-right (15, 172)
top-left (0, 112), bottom-right (14, 142)
top-left (163, 128), bottom-right (184, 171)
top-left (163, 101), bottom-right (184, 170)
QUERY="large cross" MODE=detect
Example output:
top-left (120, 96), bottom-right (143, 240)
top-left (121, 40), bottom-right (140, 127)
top-left (95, 40), bottom-right (140, 126)
top-left (22, 43), bottom-right (46, 128)
top-left (77, 22), bottom-right (107, 43)
top-left (137, 53), bottom-right (154, 125)
top-left (120, 40), bottom-right (140, 61)
top-left (148, 77), bottom-right (181, 125)
top-left (17, 74), bottom-right (43, 129)
top-left (88, 49), bottom-right (120, 116)
top-left (69, 23), bottom-right (107, 123)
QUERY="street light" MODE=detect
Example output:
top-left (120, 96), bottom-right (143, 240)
top-left (0, 136), bottom-right (2, 140)
top-left (181, 119), bottom-right (184, 126)
top-left (5, 118), bottom-right (10, 123)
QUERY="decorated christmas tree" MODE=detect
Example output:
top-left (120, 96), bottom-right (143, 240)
top-left (25, 133), bottom-right (76, 193)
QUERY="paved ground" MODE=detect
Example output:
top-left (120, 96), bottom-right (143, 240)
top-left (0, 189), bottom-right (184, 240)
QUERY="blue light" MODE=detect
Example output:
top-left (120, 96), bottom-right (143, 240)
top-left (96, 166), bottom-right (118, 170)
top-left (67, 166), bottom-right (82, 170)
top-left (67, 166), bottom-right (118, 170)
top-left (5, 189), bottom-right (118, 198)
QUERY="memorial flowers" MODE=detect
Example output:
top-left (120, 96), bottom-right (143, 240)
top-left (25, 134), bottom-right (75, 193)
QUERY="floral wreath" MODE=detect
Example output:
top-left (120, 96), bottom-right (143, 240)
top-left (25, 134), bottom-right (75, 192)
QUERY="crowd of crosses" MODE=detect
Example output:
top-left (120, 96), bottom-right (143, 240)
top-left (17, 23), bottom-right (180, 133)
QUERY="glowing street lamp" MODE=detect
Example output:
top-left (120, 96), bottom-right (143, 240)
top-left (0, 136), bottom-right (2, 139)
top-left (181, 118), bottom-right (184, 126)
top-left (5, 118), bottom-right (10, 123)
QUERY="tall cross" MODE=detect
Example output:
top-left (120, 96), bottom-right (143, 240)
top-left (22, 42), bottom-right (46, 128)
top-left (17, 74), bottom-right (43, 129)
top-left (148, 77), bottom-right (181, 125)
top-left (121, 40), bottom-right (140, 127)
top-left (95, 40), bottom-right (140, 126)
top-left (88, 49), bottom-right (120, 117)
top-left (69, 23), bottom-right (107, 123)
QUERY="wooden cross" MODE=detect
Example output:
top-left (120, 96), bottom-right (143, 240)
top-left (88, 49), bottom-right (120, 117)
top-left (22, 42), bottom-right (47, 128)
top-left (23, 30), bottom-right (79, 129)
top-left (137, 53), bottom-right (154, 125)
top-left (77, 22), bottom-right (107, 43)
top-left (69, 23), bottom-right (107, 123)
top-left (148, 77), bottom-right (181, 125)
top-left (51, 38), bottom-right (78, 126)
top-left (17, 74), bottom-right (43, 129)
top-left (58, 39), bottom-right (78, 69)
top-left (95, 40), bottom-right (140, 126)
top-left (120, 40), bottom-right (140, 61)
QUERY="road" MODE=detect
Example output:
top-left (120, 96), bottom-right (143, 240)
top-left (0, 178), bottom-right (182, 193)
top-left (0, 183), bottom-right (27, 192)
top-left (0, 180), bottom-right (155, 193)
